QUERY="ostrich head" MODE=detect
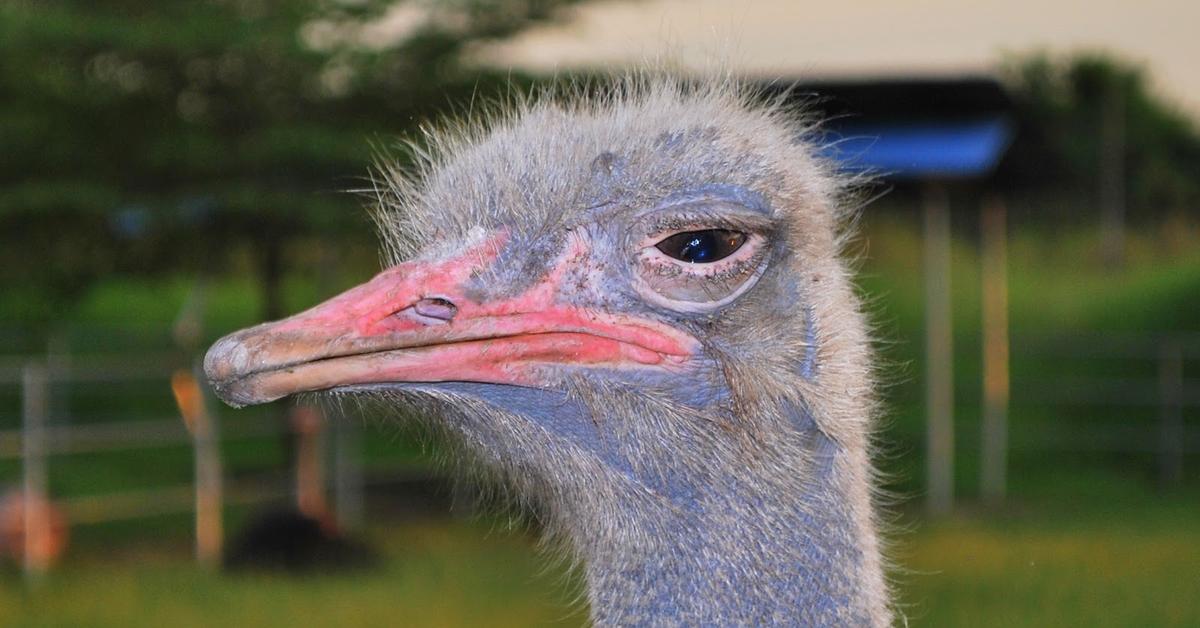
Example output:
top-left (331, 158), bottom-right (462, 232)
top-left (205, 78), bottom-right (890, 625)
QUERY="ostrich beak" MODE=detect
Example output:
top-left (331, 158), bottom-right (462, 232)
top-left (204, 233), bottom-right (696, 407)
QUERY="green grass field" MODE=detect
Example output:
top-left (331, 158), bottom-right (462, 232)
top-left (897, 491), bottom-right (1200, 626)
top-left (3, 488), bottom-right (1198, 627)
top-left (1, 520), bottom-right (583, 628)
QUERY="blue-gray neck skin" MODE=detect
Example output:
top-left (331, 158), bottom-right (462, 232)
top-left (413, 380), bottom-right (888, 626)
top-left (578, 402), bottom-right (882, 626)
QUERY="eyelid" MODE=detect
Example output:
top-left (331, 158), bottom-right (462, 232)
top-left (637, 217), bottom-right (771, 251)
top-left (633, 239), bottom-right (772, 312)
top-left (636, 205), bottom-right (775, 238)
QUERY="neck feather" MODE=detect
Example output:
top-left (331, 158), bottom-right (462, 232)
top-left (571, 403), bottom-right (890, 626)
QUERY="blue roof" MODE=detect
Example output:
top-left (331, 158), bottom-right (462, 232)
top-left (819, 116), bottom-right (1014, 180)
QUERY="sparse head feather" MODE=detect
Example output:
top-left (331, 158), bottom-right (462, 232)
top-left (371, 76), bottom-right (861, 262)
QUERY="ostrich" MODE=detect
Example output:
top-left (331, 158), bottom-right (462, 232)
top-left (205, 77), bottom-right (891, 625)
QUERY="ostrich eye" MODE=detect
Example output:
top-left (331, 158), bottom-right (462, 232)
top-left (632, 211), bottom-right (770, 313)
top-left (655, 229), bottom-right (747, 263)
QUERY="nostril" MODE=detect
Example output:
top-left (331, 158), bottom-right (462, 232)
top-left (412, 297), bottom-right (458, 322)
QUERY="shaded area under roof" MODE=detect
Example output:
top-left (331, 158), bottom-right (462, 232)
top-left (766, 77), bottom-right (1016, 180)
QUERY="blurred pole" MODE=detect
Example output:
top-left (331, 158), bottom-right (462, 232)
top-left (924, 182), bottom-right (954, 516)
top-left (22, 363), bottom-right (49, 581)
top-left (1158, 341), bottom-right (1183, 487)
top-left (173, 367), bottom-right (222, 568)
top-left (332, 416), bottom-right (363, 532)
top-left (46, 331), bottom-right (70, 428)
top-left (317, 241), bottom-right (362, 531)
top-left (980, 196), bottom-right (1010, 506)
top-left (1100, 81), bottom-right (1126, 268)
top-left (171, 279), bottom-right (207, 352)
top-left (292, 405), bottom-right (329, 521)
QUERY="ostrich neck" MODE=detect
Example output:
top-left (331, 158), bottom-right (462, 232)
top-left (410, 383), bottom-right (888, 624)
top-left (578, 404), bottom-right (888, 626)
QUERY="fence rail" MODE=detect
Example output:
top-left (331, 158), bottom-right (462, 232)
top-left (1015, 424), bottom-right (1200, 453)
top-left (0, 355), bottom-right (182, 382)
top-left (1015, 332), bottom-right (1200, 357)
top-left (1016, 377), bottom-right (1200, 406)
top-left (0, 415), bottom-right (288, 459)
top-left (1006, 333), bottom-right (1198, 485)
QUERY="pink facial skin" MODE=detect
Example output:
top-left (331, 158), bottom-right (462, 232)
top-left (204, 229), bottom-right (698, 408)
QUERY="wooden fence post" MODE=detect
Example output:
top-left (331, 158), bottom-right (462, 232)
top-left (292, 405), bottom-right (328, 521)
top-left (22, 363), bottom-right (49, 581)
top-left (1158, 340), bottom-right (1184, 487)
top-left (172, 367), bottom-right (222, 567)
top-left (980, 196), bottom-right (1010, 505)
top-left (924, 182), bottom-right (955, 516)
top-left (332, 416), bottom-right (363, 532)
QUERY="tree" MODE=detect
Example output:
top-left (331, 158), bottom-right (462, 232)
top-left (1001, 52), bottom-right (1200, 224)
top-left (0, 0), bottom-right (584, 330)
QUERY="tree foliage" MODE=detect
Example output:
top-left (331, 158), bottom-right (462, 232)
top-left (0, 0), bottom-right (579, 324)
top-left (1002, 52), bottom-right (1200, 218)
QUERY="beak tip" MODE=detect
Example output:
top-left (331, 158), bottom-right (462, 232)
top-left (204, 333), bottom-right (249, 384)
top-left (206, 373), bottom-right (280, 408)
top-left (204, 332), bottom-right (275, 407)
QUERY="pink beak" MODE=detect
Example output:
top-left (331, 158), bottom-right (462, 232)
top-left (204, 233), bottom-right (696, 407)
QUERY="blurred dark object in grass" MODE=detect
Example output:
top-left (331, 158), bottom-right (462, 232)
top-left (223, 507), bottom-right (376, 573)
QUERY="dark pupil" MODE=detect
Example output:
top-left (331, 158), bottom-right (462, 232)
top-left (656, 229), bottom-right (746, 263)
top-left (681, 233), bottom-right (717, 262)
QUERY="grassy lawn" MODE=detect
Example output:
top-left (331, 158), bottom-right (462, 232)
top-left (2, 493), bottom-right (1197, 627)
top-left (897, 496), bottom-right (1200, 626)
top-left (1, 520), bottom-right (585, 628)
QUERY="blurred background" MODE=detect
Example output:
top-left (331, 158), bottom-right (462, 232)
top-left (1, 1), bottom-right (1197, 626)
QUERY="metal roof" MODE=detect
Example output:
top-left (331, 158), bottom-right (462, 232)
top-left (818, 116), bottom-right (1015, 179)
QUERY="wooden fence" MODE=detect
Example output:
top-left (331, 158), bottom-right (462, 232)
top-left (1009, 333), bottom-right (1200, 483)
top-left (3, 330), bottom-right (1197, 577)
top-left (1, 354), bottom-right (364, 579)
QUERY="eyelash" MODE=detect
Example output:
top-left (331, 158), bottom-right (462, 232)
top-left (643, 212), bottom-right (767, 234)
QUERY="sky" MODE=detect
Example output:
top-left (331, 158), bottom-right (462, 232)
top-left (477, 0), bottom-right (1200, 120)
